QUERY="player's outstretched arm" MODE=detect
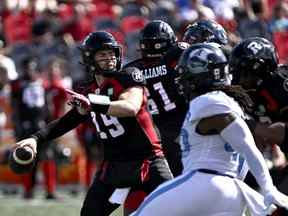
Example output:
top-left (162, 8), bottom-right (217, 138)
top-left (220, 116), bottom-right (288, 211)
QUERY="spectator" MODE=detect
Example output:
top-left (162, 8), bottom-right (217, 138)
top-left (269, 1), bottom-right (288, 32)
top-left (0, 37), bottom-right (18, 80)
top-left (10, 56), bottom-right (57, 199)
top-left (235, 0), bottom-right (271, 39)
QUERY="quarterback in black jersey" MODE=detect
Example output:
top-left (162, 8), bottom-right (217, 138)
top-left (230, 37), bottom-right (288, 154)
top-left (14, 31), bottom-right (173, 216)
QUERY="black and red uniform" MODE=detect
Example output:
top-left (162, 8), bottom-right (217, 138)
top-left (124, 42), bottom-right (189, 176)
top-left (32, 67), bottom-right (172, 216)
top-left (248, 65), bottom-right (288, 153)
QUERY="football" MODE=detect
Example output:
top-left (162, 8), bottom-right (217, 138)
top-left (9, 146), bottom-right (35, 174)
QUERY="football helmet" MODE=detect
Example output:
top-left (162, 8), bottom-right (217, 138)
top-left (79, 31), bottom-right (122, 76)
top-left (183, 19), bottom-right (228, 45)
top-left (139, 20), bottom-right (177, 58)
top-left (176, 43), bottom-right (230, 99)
top-left (229, 37), bottom-right (278, 84)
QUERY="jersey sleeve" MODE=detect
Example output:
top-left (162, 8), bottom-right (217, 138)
top-left (116, 67), bottom-right (146, 89)
top-left (187, 91), bottom-right (244, 122)
top-left (32, 108), bottom-right (89, 144)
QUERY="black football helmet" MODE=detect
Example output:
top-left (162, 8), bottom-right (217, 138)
top-left (176, 43), bottom-right (230, 100)
top-left (229, 37), bottom-right (278, 85)
top-left (183, 19), bottom-right (228, 45)
top-left (79, 31), bottom-right (122, 76)
top-left (139, 20), bottom-right (177, 58)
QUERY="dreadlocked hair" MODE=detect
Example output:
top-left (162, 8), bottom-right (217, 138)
top-left (212, 85), bottom-right (255, 114)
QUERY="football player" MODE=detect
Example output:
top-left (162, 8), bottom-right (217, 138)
top-left (125, 20), bottom-right (188, 177)
top-left (182, 19), bottom-right (228, 45)
top-left (130, 43), bottom-right (288, 216)
top-left (229, 37), bottom-right (288, 154)
top-left (182, 19), bottom-right (231, 58)
top-left (14, 31), bottom-right (173, 216)
top-left (123, 20), bottom-right (188, 215)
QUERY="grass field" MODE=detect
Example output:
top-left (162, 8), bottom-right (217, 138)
top-left (0, 187), bottom-right (123, 216)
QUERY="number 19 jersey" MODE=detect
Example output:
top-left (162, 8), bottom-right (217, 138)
top-left (88, 68), bottom-right (163, 161)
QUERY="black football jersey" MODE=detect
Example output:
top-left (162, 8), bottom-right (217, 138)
top-left (89, 67), bottom-right (163, 161)
top-left (250, 65), bottom-right (288, 122)
top-left (124, 42), bottom-right (189, 124)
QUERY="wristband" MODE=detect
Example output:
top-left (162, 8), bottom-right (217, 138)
top-left (88, 94), bottom-right (111, 114)
top-left (30, 134), bottom-right (39, 144)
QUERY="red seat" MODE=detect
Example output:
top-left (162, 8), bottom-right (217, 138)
top-left (3, 11), bottom-right (32, 44)
top-left (120, 16), bottom-right (147, 34)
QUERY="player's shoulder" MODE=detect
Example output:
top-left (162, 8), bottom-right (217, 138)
top-left (116, 67), bottom-right (146, 88)
top-left (164, 42), bottom-right (189, 69)
top-left (262, 64), bottom-right (288, 95)
top-left (188, 91), bottom-right (243, 121)
top-left (123, 59), bottom-right (143, 69)
top-left (166, 42), bottom-right (189, 57)
top-left (74, 81), bottom-right (98, 96)
top-left (275, 64), bottom-right (288, 84)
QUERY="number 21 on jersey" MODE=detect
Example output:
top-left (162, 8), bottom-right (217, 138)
top-left (147, 81), bottom-right (176, 114)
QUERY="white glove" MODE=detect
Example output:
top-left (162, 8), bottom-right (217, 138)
top-left (264, 187), bottom-right (288, 210)
top-left (15, 137), bottom-right (37, 156)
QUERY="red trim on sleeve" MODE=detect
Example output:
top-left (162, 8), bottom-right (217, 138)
top-left (136, 88), bottom-right (163, 156)
top-left (259, 89), bottom-right (279, 111)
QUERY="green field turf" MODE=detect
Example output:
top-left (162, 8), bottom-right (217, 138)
top-left (0, 190), bottom-right (123, 216)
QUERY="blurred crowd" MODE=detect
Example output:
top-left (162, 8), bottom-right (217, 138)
top-left (0, 0), bottom-right (288, 200)
top-left (1, 0), bottom-right (288, 81)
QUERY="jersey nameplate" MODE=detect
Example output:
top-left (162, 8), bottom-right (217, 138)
top-left (141, 65), bottom-right (167, 79)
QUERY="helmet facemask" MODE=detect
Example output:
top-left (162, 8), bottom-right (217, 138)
top-left (139, 20), bottom-right (177, 58)
top-left (176, 43), bottom-right (230, 100)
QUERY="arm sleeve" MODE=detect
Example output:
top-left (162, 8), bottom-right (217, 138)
top-left (220, 117), bottom-right (274, 194)
top-left (32, 108), bottom-right (89, 144)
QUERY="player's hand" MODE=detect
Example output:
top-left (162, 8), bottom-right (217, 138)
top-left (66, 89), bottom-right (91, 115)
top-left (15, 137), bottom-right (37, 156)
top-left (264, 187), bottom-right (288, 211)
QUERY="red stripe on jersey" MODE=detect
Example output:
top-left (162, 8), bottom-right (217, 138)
top-left (108, 79), bottom-right (124, 97)
top-left (259, 89), bottom-right (279, 111)
top-left (136, 89), bottom-right (163, 156)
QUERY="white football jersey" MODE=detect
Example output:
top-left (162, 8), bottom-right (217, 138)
top-left (180, 91), bottom-right (248, 178)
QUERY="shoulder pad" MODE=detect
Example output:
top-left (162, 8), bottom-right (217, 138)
top-left (117, 67), bottom-right (146, 88)
top-left (276, 64), bottom-right (288, 79)
top-left (177, 42), bottom-right (190, 50)
top-left (74, 81), bottom-right (98, 96)
top-left (187, 91), bottom-right (244, 121)
top-left (164, 43), bottom-right (188, 69)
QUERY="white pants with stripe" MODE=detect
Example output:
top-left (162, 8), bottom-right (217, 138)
top-left (130, 170), bottom-right (267, 216)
